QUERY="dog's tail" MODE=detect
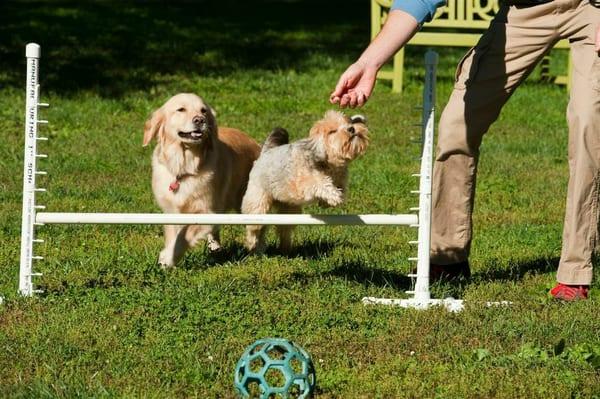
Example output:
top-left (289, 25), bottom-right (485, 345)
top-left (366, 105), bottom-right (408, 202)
top-left (262, 127), bottom-right (289, 153)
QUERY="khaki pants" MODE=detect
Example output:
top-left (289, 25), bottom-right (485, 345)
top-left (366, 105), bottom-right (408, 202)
top-left (431, 0), bottom-right (600, 285)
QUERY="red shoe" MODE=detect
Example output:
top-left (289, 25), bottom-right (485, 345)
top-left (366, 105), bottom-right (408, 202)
top-left (549, 283), bottom-right (589, 301)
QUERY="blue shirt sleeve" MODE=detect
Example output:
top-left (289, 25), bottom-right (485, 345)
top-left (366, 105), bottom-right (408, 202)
top-left (391, 0), bottom-right (446, 24)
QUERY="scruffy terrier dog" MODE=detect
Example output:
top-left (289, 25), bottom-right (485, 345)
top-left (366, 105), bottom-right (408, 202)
top-left (241, 110), bottom-right (369, 253)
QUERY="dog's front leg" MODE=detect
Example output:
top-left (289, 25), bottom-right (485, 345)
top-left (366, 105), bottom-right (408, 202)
top-left (159, 224), bottom-right (189, 268)
top-left (311, 176), bottom-right (344, 207)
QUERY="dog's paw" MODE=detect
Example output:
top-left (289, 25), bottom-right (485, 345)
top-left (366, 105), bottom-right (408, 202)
top-left (158, 259), bottom-right (175, 269)
top-left (245, 238), bottom-right (266, 255)
top-left (158, 249), bottom-right (176, 268)
top-left (207, 239), bottom-right (222, 252)
top-left (246, 243), bottom-right (267, 255)
top-left (324, 188), bottom-right (344, 207)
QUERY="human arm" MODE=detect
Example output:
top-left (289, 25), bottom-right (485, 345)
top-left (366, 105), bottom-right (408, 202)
top-left (330, 9), bottom-right (419, 108)
top-left (330, 0), bottom-right (446, 108)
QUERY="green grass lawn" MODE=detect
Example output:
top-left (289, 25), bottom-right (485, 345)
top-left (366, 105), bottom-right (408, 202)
top-left (1, 1), bottom-right (598, 398)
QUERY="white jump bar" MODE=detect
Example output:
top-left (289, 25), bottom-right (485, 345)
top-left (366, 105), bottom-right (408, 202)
top-left (35, 212), bottom-right (419, 226)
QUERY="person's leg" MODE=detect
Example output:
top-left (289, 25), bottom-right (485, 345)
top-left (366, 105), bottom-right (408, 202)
top-left (431, 3), bottom-right (562, 268)
top-left (552, 1), bottom-right (600, 298)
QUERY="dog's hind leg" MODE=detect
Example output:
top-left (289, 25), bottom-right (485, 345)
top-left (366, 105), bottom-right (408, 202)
top-left (242, 185), bottom-right (272, 254)
top-left (206, 227), bottom-right (222, 252)
top-left (274, 204), bottom-right (301, 253)
top-left (245, 224), bottom-right (267, 254)
top-left (186, 224), bottom-right (222, 252)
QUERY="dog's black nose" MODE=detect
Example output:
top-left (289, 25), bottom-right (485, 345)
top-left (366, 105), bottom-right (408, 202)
top-left (192, 115), bottom-right (205, 125)
top-left (348, 126), bottom-right (355, 135)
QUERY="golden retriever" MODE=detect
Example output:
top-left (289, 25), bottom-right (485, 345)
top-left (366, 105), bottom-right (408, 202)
top-left (143, 93), bottom-right (260, 267)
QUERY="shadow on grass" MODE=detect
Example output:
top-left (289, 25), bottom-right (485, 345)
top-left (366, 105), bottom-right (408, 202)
top-left (267, 239), bottom-right (338, 260)
top-left (326, 260), bottom-right (412, 290)
top-left (0, 0), bottom-right (370, 97)
top-left (180, 239), bottom-right (339, 269)
top-left (36, 271), bottom-right (127, 296)
top-left (36, 261), bottom-right (172, 295)
top-left (197, 242), bottom-right (249, 267)
top-left (474, 256), bottom-right (559, 282)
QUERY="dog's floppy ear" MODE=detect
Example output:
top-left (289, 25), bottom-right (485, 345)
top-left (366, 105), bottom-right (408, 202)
top-left (309, 110), bottom-right (341, 139)
top-left (307, 122), bottom-right (329, 162)
top-left (209, 105), bottom-right (217, 118)
top-left (309, 116), bottom-right (332, 139)
top-left (143, 108), bottom-right (165, 147)
top-left (308, 122), bottom-right (324, 139)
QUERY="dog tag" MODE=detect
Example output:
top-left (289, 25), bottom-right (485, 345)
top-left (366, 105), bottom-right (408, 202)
top-left (169, 180), bottom-right (180, 192)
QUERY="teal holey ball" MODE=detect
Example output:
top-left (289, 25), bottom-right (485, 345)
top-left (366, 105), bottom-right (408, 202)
top-left (234, 338), bottom-right (316, 398)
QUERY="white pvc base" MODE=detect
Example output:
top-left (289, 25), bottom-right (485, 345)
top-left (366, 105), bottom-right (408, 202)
top-left (362, 296), bottom-right (465, 312)
top-left (362, 297), bottom-right (512, 312)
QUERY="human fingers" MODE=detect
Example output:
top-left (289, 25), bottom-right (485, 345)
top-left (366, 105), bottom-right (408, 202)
top-left (348, 92), bottom-right (358, 108)
top-left (339, 93), bottom-right (351, 108)
top-left (595, 25), bottom-right (600, 52)
top-left (331, 69), bottom-right (355, 100)
top-left (356, 92), bottom-right (368, 107)
top-left (331, 77), bottom-right (348, 101)
top-left (354, 69), bottom-right (377, 100)
top-left (331, 63), bottom-right (365, 98)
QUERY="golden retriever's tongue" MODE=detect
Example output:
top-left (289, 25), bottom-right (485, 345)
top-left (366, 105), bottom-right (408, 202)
top-left (191, 131), bottom-right (203, 139)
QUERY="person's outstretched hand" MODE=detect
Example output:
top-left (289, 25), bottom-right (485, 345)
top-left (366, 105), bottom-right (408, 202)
top-left (329, 9), bottom-right (420, 108)
top-left (330, 61), bottom-right (378, 108)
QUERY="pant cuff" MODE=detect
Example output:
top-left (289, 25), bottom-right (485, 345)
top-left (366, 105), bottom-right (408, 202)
top-left (556, 267), bottom-right (593, 285)
top-left (430, 251), bottom-right (468, 265)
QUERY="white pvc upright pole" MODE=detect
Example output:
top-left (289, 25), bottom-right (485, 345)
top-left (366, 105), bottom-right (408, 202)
top-left (363, 51), bottom-right (466, 311)
top-left (19, 43), bottom-right (44, 296)
top-left (413, 50), bottom-right (438, 302)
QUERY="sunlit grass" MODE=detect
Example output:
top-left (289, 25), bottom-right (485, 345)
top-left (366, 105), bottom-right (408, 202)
top-left (0, 1), bottom-right (598, 398)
